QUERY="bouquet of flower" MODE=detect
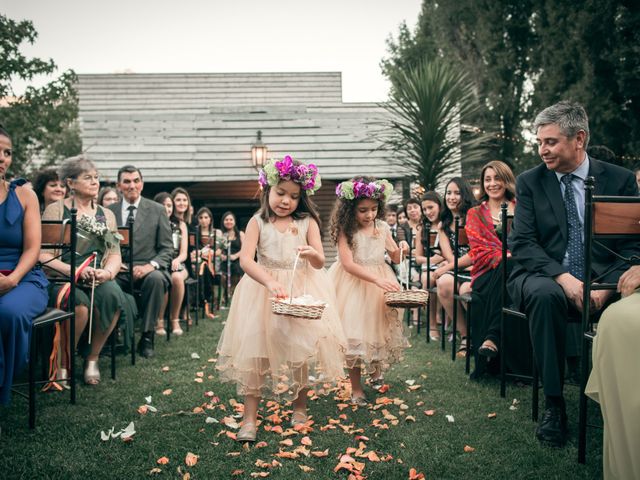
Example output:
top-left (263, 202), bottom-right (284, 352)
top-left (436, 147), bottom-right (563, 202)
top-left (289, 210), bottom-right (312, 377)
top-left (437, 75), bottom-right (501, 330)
top-left (77, 214), bottom-right (123, 254)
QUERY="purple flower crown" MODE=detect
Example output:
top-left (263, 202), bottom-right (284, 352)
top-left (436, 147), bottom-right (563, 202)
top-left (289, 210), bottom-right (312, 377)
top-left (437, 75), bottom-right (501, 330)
top-left (258, 155), bottom-right (321, 195)
top-left (335, 178), bottom-right (394, 201)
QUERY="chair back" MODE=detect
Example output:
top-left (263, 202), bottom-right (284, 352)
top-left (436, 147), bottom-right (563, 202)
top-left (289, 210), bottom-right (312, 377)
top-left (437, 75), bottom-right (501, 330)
top-left (582, 177), bottom-right (640, 333)
top-left (39, 213), bottom-right (79, 402)
top-left (500, 204), bottom-right (515, 312)
top-left (117, 222), bottom-right (135, 295)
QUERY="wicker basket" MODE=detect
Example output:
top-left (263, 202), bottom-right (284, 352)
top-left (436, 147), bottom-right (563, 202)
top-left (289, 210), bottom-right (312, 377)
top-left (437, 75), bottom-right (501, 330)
top-left (385, 289), bottom-right (429, 308)
top-left (270, 251), bottom-right (326, 320)
top-left (271, 298), bottom-right (325, 319)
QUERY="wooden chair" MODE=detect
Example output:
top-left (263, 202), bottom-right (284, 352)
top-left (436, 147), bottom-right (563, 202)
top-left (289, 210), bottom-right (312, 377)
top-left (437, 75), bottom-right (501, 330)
top-left (499, 204), bottom-right (540, 421)
top-left (423, 225), bottom-right (444, 345)
top-left (578, 179), bottom-right (640, 464)
top-left (451, 216), bottom-right (472, 373)
top-left (116, 221), bottom-right (136, 366)
top-left (12, 216), bottom-right (77, 428)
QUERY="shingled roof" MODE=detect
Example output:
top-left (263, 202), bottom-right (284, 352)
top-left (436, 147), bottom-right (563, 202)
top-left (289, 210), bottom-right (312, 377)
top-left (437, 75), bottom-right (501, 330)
top-left (77, 72), bottom-right (407, 183)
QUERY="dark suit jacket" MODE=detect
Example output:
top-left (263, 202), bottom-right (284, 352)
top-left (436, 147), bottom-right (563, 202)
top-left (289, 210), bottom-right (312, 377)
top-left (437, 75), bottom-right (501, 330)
top-left (109, 197), bottom-right (174, 272)
top-left (508, 157), bottom-right (639, 308)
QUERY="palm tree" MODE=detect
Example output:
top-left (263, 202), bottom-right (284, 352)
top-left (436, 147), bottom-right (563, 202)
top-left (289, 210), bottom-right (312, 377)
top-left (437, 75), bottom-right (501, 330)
top-left (377, 59), bottom-right (488, 190)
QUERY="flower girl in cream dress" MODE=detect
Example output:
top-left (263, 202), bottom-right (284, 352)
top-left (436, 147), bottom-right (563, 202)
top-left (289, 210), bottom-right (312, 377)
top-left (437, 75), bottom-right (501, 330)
top-left (216, 156), bottom-right (346, 442)
top-left (328, 177), bottom-right (409, 405)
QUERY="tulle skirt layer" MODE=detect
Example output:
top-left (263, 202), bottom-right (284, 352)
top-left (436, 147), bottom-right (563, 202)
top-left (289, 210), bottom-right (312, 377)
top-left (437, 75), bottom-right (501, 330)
top-left (216, 267), bottom-right (346, 401)
top-left (328, 261), bottom-right (408, 375)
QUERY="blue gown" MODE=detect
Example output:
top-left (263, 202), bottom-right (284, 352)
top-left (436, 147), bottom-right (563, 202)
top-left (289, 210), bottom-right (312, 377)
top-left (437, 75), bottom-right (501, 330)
top-left (0, 179), bottom-right (49, 404)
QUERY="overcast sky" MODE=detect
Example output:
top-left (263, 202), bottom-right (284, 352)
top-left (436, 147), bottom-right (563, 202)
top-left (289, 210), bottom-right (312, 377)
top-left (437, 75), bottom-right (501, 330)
top-left (5, 0), bottom-right (423, 102)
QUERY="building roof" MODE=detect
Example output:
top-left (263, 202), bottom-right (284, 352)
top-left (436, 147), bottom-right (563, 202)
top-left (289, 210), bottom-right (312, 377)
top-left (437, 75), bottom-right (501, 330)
top-left (77, 72), bottom-right (406, 183)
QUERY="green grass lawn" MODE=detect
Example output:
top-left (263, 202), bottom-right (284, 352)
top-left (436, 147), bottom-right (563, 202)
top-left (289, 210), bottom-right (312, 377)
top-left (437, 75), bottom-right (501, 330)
top-left (0, 312), bottom-right (602, 479)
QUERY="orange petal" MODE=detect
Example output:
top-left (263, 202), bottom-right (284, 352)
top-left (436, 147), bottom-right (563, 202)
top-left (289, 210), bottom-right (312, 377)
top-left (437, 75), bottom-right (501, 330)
top-left (255, 441), bottom-right (268, 448)
top-left (424, 410), bottom-right (435, 416)
top-left (279, 439), bottom-right (294, 447)
top-left (311, 449), bottom-right (329, 457)
top-left (377, 384), bottom-right (389, 394)
top-left (487, 412), bottom-right (497, 419)
top-left (156, 456), bottom-right (170, 465)
top-left (301, 436), bottom-right (312, 446)
top-left (409, 468), bottom-right (426, 479)
top-left (162, 389), bottom-right (172, 395)
top-left (185, 452), bottom-right (199, 467)
top-left (225, 431), bottom-right (237, 440)
top-left (137, 405), bottom-right (148, 415)
top-left (231, 470), bottom-right (244, 476)
top-left (464, 445), bottom-right (475, 453)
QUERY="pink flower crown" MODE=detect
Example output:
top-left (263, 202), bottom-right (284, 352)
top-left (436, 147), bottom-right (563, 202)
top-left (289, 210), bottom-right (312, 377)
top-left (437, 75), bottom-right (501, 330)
top-left (335, 178), bottom-right (394, 201)
top-left (258, 155), bottom-right (322, 195)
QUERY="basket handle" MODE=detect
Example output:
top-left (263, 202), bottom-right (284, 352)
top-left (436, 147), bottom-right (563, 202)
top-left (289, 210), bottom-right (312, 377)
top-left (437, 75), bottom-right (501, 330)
top-left (288, 250), bottom-right (303, 304)
top-left (399, 247), bottom-right (409, 290)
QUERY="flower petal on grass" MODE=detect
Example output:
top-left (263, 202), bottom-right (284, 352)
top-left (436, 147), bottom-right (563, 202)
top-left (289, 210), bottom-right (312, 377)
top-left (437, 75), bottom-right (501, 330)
top-left (487, 412), bottom-right (497, 419)
top-left (161, 366), bottom-right (170, 372)
top-left (231, 470), bottom-right (244, 476)
top-left (185, 452), bottom-right (199, 466)
top-left (157, 457), bottom-right (169, 465)
top-left (299, 465), bottom-right (314, 472)
top-left (149, 467), bottom-right (162, 475)
top-left (409, 468), bottom-right (426, 479)
top-left (446, 415), bottom-right (455, 423)
top-left (300, 436), bottom-right (312, 446)
top-left (162, 389), bottom-right (172, 395)
top-left (311, 449), bottom-right (329, 457)
top-left (191, 353), bottom-right (200, 359)
top-left (424, 410), bottom-right (435, 416)
top-left (464, 445), bottom-right (476, 452)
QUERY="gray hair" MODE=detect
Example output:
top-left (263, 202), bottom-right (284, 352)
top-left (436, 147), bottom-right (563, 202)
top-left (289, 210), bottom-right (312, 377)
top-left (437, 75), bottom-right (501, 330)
top-left (534, 101), bottom-right (590, 148)
top-left (58, 154), bottom-right (97, 183)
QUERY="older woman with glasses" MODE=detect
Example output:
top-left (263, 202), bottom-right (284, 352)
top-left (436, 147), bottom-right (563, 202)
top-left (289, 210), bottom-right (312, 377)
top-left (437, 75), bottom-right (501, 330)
top-left (40, 155), bottom-right (136, 386)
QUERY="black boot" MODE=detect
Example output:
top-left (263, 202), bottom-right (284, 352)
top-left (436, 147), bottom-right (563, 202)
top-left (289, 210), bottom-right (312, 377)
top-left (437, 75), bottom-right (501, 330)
top-left (137, 331), bottom-right (155, 358)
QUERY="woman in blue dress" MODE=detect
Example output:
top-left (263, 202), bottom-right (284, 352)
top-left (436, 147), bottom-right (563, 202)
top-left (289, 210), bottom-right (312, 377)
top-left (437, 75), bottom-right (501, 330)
top-left (0, 126), bottom-right (49, 404)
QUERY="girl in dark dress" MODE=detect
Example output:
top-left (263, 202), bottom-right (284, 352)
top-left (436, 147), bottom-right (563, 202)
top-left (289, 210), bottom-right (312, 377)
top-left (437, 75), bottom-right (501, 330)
top-left (220, 211), bottom-right (245, 299)
top-left (432, 177), bottom-right (477, 352)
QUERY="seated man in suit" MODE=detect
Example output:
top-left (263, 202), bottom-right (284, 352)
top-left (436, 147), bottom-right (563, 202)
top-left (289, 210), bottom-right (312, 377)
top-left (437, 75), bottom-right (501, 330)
top-left (110, 165), bottom-right (173, 358)
top-left (508, 101), bottom-right (639, 447)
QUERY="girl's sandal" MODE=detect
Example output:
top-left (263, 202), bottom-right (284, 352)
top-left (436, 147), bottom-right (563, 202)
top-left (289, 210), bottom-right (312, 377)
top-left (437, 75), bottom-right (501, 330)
top-left (350, 395), bottom-right (368, 407)
top-left (291, 411), bottom-right (309, 427)
top-left (237, 422), bottom-right (257, 442)
top-left (370, 376), bottom-right (385, 390)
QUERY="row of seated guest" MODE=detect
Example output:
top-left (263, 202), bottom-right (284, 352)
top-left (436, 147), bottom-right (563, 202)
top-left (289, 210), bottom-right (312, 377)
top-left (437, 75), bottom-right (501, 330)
top-left (40, 156), bottom-right (137, 386)
top-left (0, 126), bottom-right (49, 405)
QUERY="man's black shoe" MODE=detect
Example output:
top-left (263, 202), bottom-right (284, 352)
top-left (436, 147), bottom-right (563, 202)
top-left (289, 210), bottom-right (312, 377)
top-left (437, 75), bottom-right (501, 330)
top-left (137, 332), bottom-right (155, 359)
top-left (535, 406), bottom-right (568, 447)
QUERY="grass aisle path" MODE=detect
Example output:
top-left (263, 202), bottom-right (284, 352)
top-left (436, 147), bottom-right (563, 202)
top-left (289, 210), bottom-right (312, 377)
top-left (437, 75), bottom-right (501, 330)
top-left (1, 312), bottom-right (602, 479)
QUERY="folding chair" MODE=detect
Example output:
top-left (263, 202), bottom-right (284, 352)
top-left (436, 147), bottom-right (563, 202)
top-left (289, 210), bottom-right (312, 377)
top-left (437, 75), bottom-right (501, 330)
top-left (422, 225), bottom-right (442, 344)
top-left (12, 215), bottom-right (77, 428)
top-left (577, 178), bottom-right (640, 464)
top-left (499, 204), bottom-right (540, 421)
top-left (451, 216), bottom-right (473, 373)
top-left (116, 221), bottom-right (136, 366)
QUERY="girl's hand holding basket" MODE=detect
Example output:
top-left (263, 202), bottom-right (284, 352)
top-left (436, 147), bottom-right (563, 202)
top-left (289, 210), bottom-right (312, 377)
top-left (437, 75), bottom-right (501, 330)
top-left (375, 277), bottom-right (401, 292)
top-left (267, 280), bottom-right (288, 299)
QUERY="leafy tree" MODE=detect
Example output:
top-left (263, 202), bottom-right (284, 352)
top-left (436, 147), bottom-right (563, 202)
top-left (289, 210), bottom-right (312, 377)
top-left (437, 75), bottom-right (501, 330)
top-left (382, 0), bottom-right (640, 172)
top-left (0, 14), bottom-right (80, 176)
top-left (532, 0), bottom-right (640, 168)
top-left (377, 59), bottom-right (489, 190)
top-left (382, 1), bottom-right (538, 172)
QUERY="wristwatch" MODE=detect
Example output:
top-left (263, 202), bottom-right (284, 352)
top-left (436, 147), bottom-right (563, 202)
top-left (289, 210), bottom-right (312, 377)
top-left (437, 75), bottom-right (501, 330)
top-left (150, 261), bottom-right (160, 270)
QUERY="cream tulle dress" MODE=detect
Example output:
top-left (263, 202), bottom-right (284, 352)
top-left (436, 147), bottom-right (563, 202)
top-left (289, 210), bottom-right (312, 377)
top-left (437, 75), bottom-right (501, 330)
top-left (328, 220), bottom-right (408, 374)
top-left (216, 214), bottom-right (346, 401)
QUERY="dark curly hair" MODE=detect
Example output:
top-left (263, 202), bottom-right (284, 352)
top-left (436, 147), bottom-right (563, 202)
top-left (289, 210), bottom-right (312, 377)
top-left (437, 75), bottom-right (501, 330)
top-left (329, 176), bottom-right (387, 249)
